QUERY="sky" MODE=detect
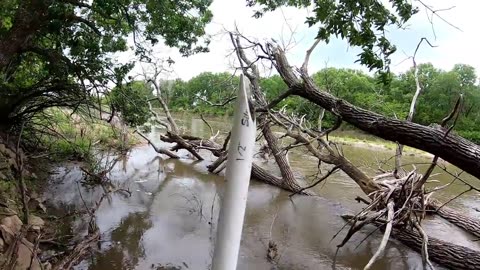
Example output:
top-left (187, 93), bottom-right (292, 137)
top-left (127, 0), bottom-right (480, 81)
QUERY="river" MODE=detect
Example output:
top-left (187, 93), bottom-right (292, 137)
top-left (44, 113), bottom-right (480, 270)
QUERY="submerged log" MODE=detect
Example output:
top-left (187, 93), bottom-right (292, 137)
top-left (342, 214), bottom-right (480, 270)
top-left (392, 227), bottom-right (480, 270)
top-left (251, 163), bottom-right (310, 194)
top-left (428, 198), bottom-right (480, 238)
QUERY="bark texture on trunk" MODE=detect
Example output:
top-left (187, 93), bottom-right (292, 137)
top-left (271, 48), bottom-right (480, 181)
top-left (295, 78), bottom-right (480, 180)
top-left (428, 199), bottom-right (480, 238)
top-left (286, 130), bottom-right (379, 195)
top-left (392, 227), bottom-right (480, 270)
top-left (259, 115), bottom-right (302, 191)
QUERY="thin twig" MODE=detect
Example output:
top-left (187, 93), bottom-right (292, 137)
top-left (416, 0), bottom-right (462, 32)
top-left (198, 96), bottom-right (237, 107)
top-left (301, 38), bottom-right (321, 73)
top-left (289, 165), bottom-right (340, 197)
top-left (364, 200), bottom-right (394, 270)
top-left (413, 221), bottom-right (435, 270)
top-left (200, 114), bottom-right (214, 138)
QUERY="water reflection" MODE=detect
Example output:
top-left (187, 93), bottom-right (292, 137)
top-left (44, 114), bottom-right (480, 270)
top-left (89, 212), bottom-right (152, 269)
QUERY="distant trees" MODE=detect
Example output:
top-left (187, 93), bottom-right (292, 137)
top-left (165, 64), bottom-right (480, 142)
top-left (167, 72), bottom-right (239, 115)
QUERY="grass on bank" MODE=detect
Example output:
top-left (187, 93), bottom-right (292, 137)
top-left (33, 108), bottom-right (140, 161)
top-left (0, 107), bottom-right (141, 210)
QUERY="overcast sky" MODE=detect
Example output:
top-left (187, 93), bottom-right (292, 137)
top-left (129, 0), bottom-right (479, 81)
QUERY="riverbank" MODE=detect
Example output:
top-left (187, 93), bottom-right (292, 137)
top-left (0, 111), bottom-right (462, 269)
top-left (0, 109), bottom-right (143, 270)
top-left (329, 135), bottom-right (433, 158)
top-left (42, 126), bottom-right (480, 270)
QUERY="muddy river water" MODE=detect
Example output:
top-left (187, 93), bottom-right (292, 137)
top-left (44, 114), bottom-right (480, 270)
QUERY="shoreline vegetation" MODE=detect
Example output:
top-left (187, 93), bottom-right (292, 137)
top-left (0, 110), bottom-right (462, 269)
top-left (0, 108), bottom-right (141, 270)
top-left (166, 110), bottom-right (432, 158)
top-left (162, 68), bottom-right (480, 144)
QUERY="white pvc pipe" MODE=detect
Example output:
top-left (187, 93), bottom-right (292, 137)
top-left (211, 74), bottom-right (256, 270)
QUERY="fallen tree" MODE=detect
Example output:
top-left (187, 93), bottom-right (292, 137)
top-left (135, 26), bottom-right (480, 270)
top-left (342, 215), bottom-right (480, 270)
top-left (224, 32), bottom-right (480, 269)
top-left (271, 47), bottom-right (480, 181)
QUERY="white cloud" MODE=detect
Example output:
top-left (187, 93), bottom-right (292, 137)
top-left (127, 0), bottom-right (480, 80)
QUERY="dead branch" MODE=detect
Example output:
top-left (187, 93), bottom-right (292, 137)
top-left (222, 132), bottom-right (231, 151)
top-left (163, 131), bottom-right (204, 160)
top-left (148, 95), bottom-right (179, 134)
top-left (413, 221), bottom-right (435, 270)
top-left (364, 200), bottom-right (394, 270)
top-left (301, 38), bottom-right (321, 74)
top-left (355, 196), bottom-right (371, 205)
top-left (200, 114), bottom-right (219, 141)
top-left (396, 37), bottom-right (436, 174)
top-left (416, 0), bottom-right (462, 32)
top-left (138, 54), bottom-right (179, 133)
top-left (148, 99), bottom-right (170, 130)
top-left (269, 110), bottom-right (378, 195)
top-left (416, 94), bottom-right (463, 189)
top-left (208, 154), bottom-right (227, 173)
top-left (231, 31), bottom-right (305, 193)
top-left (260, 88), bottom-right (293, 111)
top-left (197, 95), bottom-right (237, 107)
top-left (442, 94), bottom-right (463, 137)
top-left (290, 165), bottom-right (340, 197)
top-left (134, 130), bottom-right (179, 159)
top-left (52, 230), bottom-right (100, 270)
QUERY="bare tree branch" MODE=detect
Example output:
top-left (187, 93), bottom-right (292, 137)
top-left (301, 38), bottom-right (321, 74)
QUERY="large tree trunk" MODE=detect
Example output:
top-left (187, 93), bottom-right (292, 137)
top-left (259, 115), bottom-right (302, 191)
top-left (297, 79), bottom-right (480, 179)
top-left (271, 48), bottom-right (480, 182)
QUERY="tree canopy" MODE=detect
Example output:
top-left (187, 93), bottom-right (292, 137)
top-left (0, 0), bottom-right (212, 128)
top-left (248, 0), bottom-right (417, 80)
top-left (109, 80), bottom-right (153, 126)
